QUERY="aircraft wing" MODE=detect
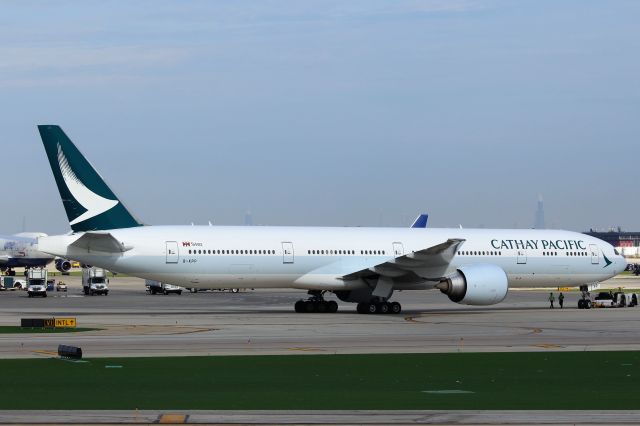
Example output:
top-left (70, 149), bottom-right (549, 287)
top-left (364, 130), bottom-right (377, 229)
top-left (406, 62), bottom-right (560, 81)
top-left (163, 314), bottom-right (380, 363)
top-left (341, 238), bottom-right (465, 282)
top-left (70, 232), bottom-right (133, 253)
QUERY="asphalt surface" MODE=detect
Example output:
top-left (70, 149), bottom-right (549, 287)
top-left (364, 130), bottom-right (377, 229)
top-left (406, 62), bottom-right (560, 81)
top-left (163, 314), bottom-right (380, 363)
top-left (1, 410), bottom-right (640, 425)
top-left (1, 275), bottom-right (639, 358)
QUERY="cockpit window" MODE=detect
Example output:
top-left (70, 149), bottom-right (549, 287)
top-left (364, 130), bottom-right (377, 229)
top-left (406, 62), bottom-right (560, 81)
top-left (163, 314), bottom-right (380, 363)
top-left (614, 249), bottom-right (620, 256)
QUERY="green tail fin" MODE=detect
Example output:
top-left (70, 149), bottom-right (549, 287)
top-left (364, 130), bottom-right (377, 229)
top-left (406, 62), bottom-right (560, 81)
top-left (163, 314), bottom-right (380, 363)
top-left (38, 125), bottom-right (143, 232)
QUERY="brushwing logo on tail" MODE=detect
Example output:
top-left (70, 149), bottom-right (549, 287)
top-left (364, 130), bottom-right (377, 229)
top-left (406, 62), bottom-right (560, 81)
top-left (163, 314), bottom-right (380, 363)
top-left (57, 143), bottom-right (118, 225)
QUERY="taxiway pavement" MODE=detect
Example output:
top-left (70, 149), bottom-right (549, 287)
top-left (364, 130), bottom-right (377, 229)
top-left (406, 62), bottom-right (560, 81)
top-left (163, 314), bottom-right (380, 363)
top-left (1, 276), bottom-right (639, 358)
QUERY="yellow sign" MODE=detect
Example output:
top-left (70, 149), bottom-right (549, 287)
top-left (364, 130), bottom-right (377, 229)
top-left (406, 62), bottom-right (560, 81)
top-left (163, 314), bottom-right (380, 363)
top-left (55, 317), bottom-right (77, 328)
top-left (44, 318), bottom-right (55, 328)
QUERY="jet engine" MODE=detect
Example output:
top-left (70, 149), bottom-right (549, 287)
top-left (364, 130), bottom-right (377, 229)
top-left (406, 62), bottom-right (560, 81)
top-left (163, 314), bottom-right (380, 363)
top-left (55, 258), bottom-right (72, 273)
top-left (436, 264), bottom-right (508, 305)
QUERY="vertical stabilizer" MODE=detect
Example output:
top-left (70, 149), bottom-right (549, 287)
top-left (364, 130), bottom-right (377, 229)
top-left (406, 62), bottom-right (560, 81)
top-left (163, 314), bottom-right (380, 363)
top-left (38, 125), bottom-right (143, 232)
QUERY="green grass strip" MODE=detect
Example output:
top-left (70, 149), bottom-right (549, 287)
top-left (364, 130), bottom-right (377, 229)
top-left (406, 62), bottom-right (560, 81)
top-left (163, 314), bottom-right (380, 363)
top-left (2, 352), bottom-right (640, 409)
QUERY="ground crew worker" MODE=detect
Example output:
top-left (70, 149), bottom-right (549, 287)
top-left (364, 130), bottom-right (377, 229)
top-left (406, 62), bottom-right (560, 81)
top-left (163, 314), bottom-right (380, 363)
top-left (558, 292), bottom-right (565, 309)
top-left (548, 292), bottom-right (555, 309)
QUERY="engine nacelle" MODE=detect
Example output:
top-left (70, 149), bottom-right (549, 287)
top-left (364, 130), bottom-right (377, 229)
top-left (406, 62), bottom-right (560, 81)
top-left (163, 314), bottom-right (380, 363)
top-left (437, 264), bottom-right (508, 306)
top-left (55, 259), bottom-right (72, 273)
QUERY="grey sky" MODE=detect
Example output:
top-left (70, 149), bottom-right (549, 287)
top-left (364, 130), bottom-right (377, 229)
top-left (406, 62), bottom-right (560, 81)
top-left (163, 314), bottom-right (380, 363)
top-left (1, 0), bottom-right (638, 234)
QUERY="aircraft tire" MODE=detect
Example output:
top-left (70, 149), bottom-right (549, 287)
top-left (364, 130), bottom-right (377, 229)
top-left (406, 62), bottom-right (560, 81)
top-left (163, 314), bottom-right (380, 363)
top-left (316, 301), bottom-right (327, 313)
top-left (356, 303), bottom-right (367, 314)
top-left (586, 300), bottom-right (592, 309)
top-left (367, 303), bottom-right (378, 314)
top-left (304, 300), bottom-right (315, 313)
top-left (578, 300), bottom-right (584, 309)
top-left (391, 302), bottom-right (401, 314)
top-left (379, 302), bottom-right (390, 314)
top-left (327, 300), bottom-right (338, 313)
top-left (294, 300), bottom-right (304, 313)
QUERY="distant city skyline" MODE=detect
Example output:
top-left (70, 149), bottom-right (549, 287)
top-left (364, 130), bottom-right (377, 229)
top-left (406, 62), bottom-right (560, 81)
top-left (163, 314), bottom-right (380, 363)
top-left (534, 195), bottom-right (545, 230)
top-left (1, 1), bottom-right (638, 234)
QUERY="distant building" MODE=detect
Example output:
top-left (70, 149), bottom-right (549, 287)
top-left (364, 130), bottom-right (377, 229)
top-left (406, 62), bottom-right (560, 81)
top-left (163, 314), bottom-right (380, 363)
top-left (584, 229), bottom-right (640, 257)
top-left (533, 195), bottom-right (545, 229)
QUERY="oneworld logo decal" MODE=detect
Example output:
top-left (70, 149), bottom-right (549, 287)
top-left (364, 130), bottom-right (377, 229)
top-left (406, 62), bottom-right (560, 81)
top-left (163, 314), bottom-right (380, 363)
top-left (57, 143), bottom-right (119, 225)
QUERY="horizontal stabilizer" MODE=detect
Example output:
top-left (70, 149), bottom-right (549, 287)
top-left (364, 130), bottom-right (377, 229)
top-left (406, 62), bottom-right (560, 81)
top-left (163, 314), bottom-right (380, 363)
top-left (69, 232), bottom-right (132, 253)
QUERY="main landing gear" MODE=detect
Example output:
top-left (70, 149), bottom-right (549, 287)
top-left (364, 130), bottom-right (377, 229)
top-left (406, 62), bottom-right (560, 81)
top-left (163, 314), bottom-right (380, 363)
top-left (356, 301), bottom-right (402, 315)
top-left (294, 290), bottom-right (339, 313)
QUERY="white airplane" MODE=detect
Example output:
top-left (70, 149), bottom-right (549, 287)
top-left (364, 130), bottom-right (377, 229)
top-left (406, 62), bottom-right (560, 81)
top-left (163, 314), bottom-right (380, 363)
top-left (0, 233), bottom-right (55, 275)
top-left (36, 125), bottom-right (626, 313)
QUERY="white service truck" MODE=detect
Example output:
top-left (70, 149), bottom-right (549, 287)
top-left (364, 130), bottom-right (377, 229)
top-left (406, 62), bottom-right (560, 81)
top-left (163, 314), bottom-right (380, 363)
top-left (82, 267), bottom-right (109, 296)
top-left (145, 279), bottom-right (182, 295)
top-left (0, 276), bottom-right (26, 291)
top-left (27, 267), bottom-right (48, 297)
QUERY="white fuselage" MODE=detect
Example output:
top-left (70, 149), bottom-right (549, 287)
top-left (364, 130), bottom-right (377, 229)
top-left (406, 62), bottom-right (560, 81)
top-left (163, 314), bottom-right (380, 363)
top-left (38, 226), bottom-right (626, 291)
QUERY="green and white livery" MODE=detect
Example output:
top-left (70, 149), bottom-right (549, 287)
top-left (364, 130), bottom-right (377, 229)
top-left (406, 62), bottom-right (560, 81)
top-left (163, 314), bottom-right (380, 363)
top-left (37, 125), bottom-right (627, 314)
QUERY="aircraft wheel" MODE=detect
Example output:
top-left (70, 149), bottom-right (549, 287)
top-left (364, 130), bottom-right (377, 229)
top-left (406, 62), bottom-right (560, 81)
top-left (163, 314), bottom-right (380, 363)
top-left (356, 303), bottom-right (366, 314)
top-left (367, 303), bottom-right (378, 314)
top-left (585, 300), bottom-right (592, 309)
top-left (577, 300), bottom-right (584, 309)
top-left (391, 302), bottom-right (402, 314)
top-left (316, 301), bottom-right (327, 313)
top-left (379, 302), bottom-right (390, 314)
top-left (327, 300), bottom-right (338, 313)
top-left (304, 300), bottom-right (315, 313)
top-left (294, 300), bottom-right (304, 313)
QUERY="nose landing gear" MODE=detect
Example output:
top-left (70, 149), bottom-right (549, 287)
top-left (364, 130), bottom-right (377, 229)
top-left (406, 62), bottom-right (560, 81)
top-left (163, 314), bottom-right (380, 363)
top-left (294, 290), bottom-right (339, 313)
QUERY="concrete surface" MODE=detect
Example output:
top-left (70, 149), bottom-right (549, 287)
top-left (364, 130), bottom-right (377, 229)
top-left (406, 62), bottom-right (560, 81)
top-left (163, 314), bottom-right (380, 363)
top-left (1, 409), bottom-right (640, 424)
top-left (1, 275), bottom-right (639, 358)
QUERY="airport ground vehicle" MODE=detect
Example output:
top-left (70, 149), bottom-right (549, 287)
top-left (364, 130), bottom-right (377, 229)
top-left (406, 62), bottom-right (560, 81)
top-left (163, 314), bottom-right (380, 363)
top-left (0, 276), bottom-right (25, 290)
top-left (82, 267), bottom-right (109, 295)
top-left (589, 292), bottom-right (614, 308)
top-left (56, 280), bottom-right (67, 292)
top-left (146, 280), bottom-right (182, 295)
top-left (582, 291), bottom-right (639, 309)
top-left (613, 292), bottom-right (638, 307)
top-left (27, 267), bottom-right (48, 297)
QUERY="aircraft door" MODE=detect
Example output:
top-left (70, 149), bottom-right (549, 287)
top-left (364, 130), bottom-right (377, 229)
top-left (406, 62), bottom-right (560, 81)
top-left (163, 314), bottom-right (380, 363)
top-left (392, 242), bottom-right (404, 257)
top-left (166, 241), bottom-right (179, 264)
top-left (589, 244), bottom-right (599, 264)
top-left (282, 242), bottom-right (294, 264)
top-left (517, 250), bottom-right (527, 264)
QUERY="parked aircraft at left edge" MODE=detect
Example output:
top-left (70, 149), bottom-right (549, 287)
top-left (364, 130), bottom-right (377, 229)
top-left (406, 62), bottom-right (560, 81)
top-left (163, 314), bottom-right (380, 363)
top-left (36, 125), bottom-right (626, 314)
top-left (0, 233), bottom-right (54, 275)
